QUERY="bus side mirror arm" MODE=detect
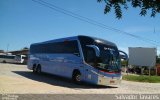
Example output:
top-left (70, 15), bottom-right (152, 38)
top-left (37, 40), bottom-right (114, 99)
top-left (119, 50), bottom-right (128, 60)
top-left (86, 45), bottom-right (100, 57)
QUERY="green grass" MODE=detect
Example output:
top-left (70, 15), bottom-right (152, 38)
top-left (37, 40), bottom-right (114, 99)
top-left (122, 75), bottom-right (160, 83)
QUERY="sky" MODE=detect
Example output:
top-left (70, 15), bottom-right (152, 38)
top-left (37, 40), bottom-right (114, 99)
top-left (0, 0), bottom-right (160, 55)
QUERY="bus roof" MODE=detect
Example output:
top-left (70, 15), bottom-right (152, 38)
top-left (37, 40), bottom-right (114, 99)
top-left (31, 35), bottom-right (116, 47)
top-left (81, 35), bottom-right (116, 46)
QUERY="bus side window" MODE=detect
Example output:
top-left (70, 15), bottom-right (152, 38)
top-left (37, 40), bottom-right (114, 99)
top-left (86, 47), bottom-right (96, 63)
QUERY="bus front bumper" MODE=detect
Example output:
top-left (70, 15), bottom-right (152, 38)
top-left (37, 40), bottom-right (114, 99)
top-left (97, 75), bottom-right (122, 86)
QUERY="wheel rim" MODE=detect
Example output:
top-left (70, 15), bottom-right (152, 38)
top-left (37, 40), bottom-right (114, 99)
top-left (37, 67), bottom-right (41, 73)
top-left (76, 74), bottom-right (81, 82)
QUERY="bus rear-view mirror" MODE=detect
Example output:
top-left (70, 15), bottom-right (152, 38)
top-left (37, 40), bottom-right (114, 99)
top-left (86, 45), bottom-right (100, 57)
top-left (119, 50), bottom-right (128, 60)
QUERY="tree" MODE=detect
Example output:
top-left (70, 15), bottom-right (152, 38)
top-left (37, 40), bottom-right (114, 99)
top-left (156, 55), bottom-right (160, 64)
top-left (121, 60), bottom-right (128, 66)
top-left (0, 50), bottom-right (4, 53)
top-left (22, 47), bottom-right (29, 50)
top-left (97, 0), bottom-right (160, 19)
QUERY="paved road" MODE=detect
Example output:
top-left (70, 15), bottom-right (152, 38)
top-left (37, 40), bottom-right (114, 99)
top-left (0, 63), bottom-right (160, 94)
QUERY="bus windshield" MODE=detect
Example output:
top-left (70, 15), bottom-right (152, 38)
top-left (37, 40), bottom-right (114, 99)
top-left (95, 43), bottom-right (121, 72)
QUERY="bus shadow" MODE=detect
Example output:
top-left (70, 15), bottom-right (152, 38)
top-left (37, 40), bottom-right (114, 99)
top-left (0, 63), bottom-right (27, 65)
top-left (12, 71), bottom-right (118, 89)
top-left (12, 63), bottom-right (27, 65)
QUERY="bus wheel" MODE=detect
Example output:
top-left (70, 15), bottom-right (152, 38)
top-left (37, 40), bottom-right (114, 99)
top-left (37, 65), bottom-right (41, 74)
top-left (33, 65), bottom-right (37, 73)
top-left (72, 71), bottom-right (81, 83)
top-left (2, 60), bottom-right (6, 63)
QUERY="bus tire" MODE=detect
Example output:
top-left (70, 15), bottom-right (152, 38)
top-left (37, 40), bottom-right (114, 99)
top-left (33, 65), bottom-right (37, 73)
top-left (72, 70), bottom-right (81, 84)
top-left (37, 65), bottom-right (41, 74)
top-left (2, 60), bottom-right (6, 63)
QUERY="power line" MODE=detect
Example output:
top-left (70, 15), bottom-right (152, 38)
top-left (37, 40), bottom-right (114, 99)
top-left (32, 0), bottom-right (160, 48)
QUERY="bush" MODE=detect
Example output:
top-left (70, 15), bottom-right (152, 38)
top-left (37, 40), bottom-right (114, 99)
top-left (123, 75), bottom-right (160, 83)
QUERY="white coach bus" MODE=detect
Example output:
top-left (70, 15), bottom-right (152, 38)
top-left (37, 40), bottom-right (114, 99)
top-left (28, 35), bottom-right (125, 86)
top-left (0, 54), bottom-right (15, 63)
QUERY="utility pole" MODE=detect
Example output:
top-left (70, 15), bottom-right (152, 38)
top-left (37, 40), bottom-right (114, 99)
top-left (6, 44), bottom-right (9, 54)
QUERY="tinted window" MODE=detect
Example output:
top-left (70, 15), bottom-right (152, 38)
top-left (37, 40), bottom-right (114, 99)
top-left (86, 47), bottom-right (96, 63)
top-left (0, 55), bottom-right (5, 58)
top-left (22, 56), bottom-right (27, 59)
top-left (0, 55), bottom-right (15, 59)
top-left (30, 40), bottom-right (79, 55)
top-left (78, 36), bottom-right (94, 61)
top-left (6, 56), bottom-right (15, 59)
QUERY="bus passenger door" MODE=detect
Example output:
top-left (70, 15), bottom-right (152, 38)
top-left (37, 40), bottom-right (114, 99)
top-left (84, 47), bottom-right (98, 83)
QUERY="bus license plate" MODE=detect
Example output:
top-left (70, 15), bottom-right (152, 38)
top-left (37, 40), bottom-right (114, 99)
top-left (110, 80), bottom-right (115, 84)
